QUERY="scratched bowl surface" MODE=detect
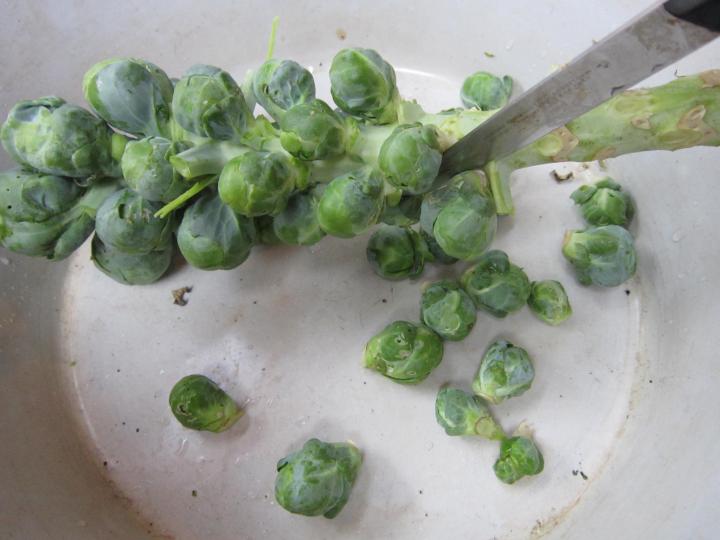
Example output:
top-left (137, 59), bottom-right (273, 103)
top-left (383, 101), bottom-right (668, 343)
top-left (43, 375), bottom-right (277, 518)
top-left (1, 1), bottom-right (719, 539)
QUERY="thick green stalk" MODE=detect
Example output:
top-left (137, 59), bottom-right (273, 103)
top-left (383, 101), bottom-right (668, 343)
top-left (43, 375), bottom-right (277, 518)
top-left (154, 176), bottom-right (216, 219)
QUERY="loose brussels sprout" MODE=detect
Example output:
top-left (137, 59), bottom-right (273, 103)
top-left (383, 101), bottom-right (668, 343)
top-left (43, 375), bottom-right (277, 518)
top-left (272, 186), bottom-right (325, 246)
top-left (254, 215), bottom-right (283, 245)
top-left (527, 280), bottom-right (572, 325)
top-left (218, 151), bottom-right (303, 217)
top-left (377, 123), bottom-right (443, 195)
top-left (435, 388), bottom-right (504, 440)
top-left (366, 225), bottom-right (429, 280)
top-left (252, 58), bottom-right (316, 121)
top-left (172, 65), bottom-right (252, 141)
top-left (95, 188), bottom-right (173, 254)
top-left (121, 137), bottom-right (188, 203)
top-left (380, 194), bottom-right (421, 227)
top-left (461, 72), bottom-right (513, 111)
top-left (279, 99), bottom-right (350, 160)
top-left (0, 171), bottom-right (118, 260)
top-left (363, 321), bottom-right (443, 384)
top-left (460, 250), bottom-right (531, 317)
top-left (570, 178), bottom-right (635, 227)
top-left (317, 168), bottom-right (384, 238)
top-left (562, 225), bottom-right (637, 287)
top-left (82, 58), bottom-right (174, 138)
top-left (177, 191), bottom-right (255, 270)
top-left (275, 438), bottom-right (362, 519)
top-left (472, 340), bottom-right (534, 404)
top-left (91, 234), bottom-right (172, 285)
top-left (168, 374), bottom-right (243, 432)
top-left (420, 230), bottom-right (457, 265)
top-left (329, 48), bottom-right (400, 124)
top-left (1, 97), bottom-right (118, 178)
top-left (493, 436), bottom-right (544, 484)
top-left (420, 280), bottom-right (476, 341)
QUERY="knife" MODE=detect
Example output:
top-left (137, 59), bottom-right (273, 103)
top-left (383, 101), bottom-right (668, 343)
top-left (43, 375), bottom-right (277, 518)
top-left (440, 0), bottom-right (720, 176)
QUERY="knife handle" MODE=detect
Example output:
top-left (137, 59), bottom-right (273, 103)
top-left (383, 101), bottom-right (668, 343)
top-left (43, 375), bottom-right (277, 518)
top-left (665, 0), bottom-right (720, 32)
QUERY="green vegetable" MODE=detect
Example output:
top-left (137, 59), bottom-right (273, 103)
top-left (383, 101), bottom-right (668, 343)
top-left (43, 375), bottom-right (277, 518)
top-left (177, 191), bottom-right (255, 270)
top-left (275, 438), bottom-right (362, 518)
top-left (366, 225), bottom-right (429, 280)
top-left (420, 230), bottom-right (457, 265)
top-left (364, 321), bottom-right (443, 384)
top-left (420, 280), bottom-right (476, 341)
top-left (168, 374), bottom-right (243, 432)
top-left (570, 178), bottom-right (634, 227)
top-left (378, 123), bottom-right (443, 194)
top-left (562, 225), bottom-right (637, 287)
top-left (472, 340), bottom-right (534, 404)
top-left (91, 234), bottom-right (172, 285)
top-left (272, 186), bottom-right (325, 246)
top-left (435, 387), bottom-right (504, 440)
top-left (317, 168), bottom-right (384, 238)
top-left (493, 436), bottom-right (544, 484)
top-left (380, 194), bottom-right (421, 227)
top-left (461, 71), bottom-right (513, 110)
top-left (252, 58), bottom-right (316, 121)
top-left (254, 215), bottom-right (283, 245)
top-left (279, 99), bottom-right (352, 160)
top-left (82, 57), bottom-right (174, 138)
top-left (527, 280), bottom-right (572, 325)
top-left (460, 250), bottom-right (531, 317)
top-left (121, 137), bottom-right (188, 203)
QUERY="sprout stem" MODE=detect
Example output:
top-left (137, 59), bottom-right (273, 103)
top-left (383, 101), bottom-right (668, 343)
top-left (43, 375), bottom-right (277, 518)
top-left (154, 176), bottom-right (216, 218)
top-left (266, 16), bottom-right (280, 61)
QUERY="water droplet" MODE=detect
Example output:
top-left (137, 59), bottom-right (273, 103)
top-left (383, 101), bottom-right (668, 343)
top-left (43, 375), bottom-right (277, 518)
top-left (671, 230), bottom-right (683, 242)
top-left (175, 438), bottom-right (188, 456)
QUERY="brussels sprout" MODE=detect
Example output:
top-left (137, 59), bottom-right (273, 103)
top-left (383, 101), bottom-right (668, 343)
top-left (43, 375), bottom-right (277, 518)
top-left (570, 178), bottom-right (635, 227)
top-left (380, 194), bottom-right (421, 227)
top-left (177, 191), bottom-right (255, 270)
top-left (82, 58), bottom-right (174, 138)
top-left (562, 225), bottom-right (637, 287)
top-left (91, 234), bottom-right (172, 285)
top-left (460, 250), bottom-right (531, 317)
top-left (275, 438), bottom-right (362, 519)
top-left (493, 436), bottom-right (544, 484)
top-left (366, 225), bottom-right (428, 280)
top-left (472, 340), bottom-right (534, 404)
top-left (168, 374), bottom-right (243, 432)
top-left (252, 58), bottom-right (316, 121)
top-left (420, 280), bottom-right (476, 341)
top-left (461, 72), bottom-right (513, 111)
top-left (121, 137), bottom-right (188, 203)
top-left (435, 387), bottom-right (504, 440)
top-left (95, 188), bottom-right (173, 254)
top-left (363, 321), bottom-right (443, 384)
top-left (527, 280), bottom-right (572, 325)
top-left (0, 169), bottom-right (82, 223)
top-left (172, 65), bottom-right (252, 141)
top-left (329, 48), bottom-right (400, 124)
top-left (1, 97), bottom-right (118, 178)
top-left (378, 123), bottom-right (443, 195)
top-left (279, 99), bottom-right (351, 161)
top-left (272, 186), bottom-right (325, 246)
top-left (218, 151), bottom-right (302, 217)
top-left (317, 168), bottom-right (384, 238)
top-left (254, 215), bottom-right (283, 245)
top-left (420, 230), bottom-right (457, 265)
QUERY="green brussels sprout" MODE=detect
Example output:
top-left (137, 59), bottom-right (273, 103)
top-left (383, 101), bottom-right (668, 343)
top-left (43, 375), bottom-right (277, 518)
top-left (91, 234), bottom-right (172, 285)
top-left (363, 320), bottom-right (443, 384)
top-left (317, 168), bottom-right (384, 238)
top-left (279, 99), bottom-right (350, 161)
top-left (252, 58), bottom-right (316, 121)
top-left (570, 178), bottom-right (635, 227)
top-left (272, 186), bottom-right (325, 246)
top-left (177, 191), bottom-right (255, 270)
top-left (168, 374), bottom-right (243, 433)
top-left (420, 280), bottom-right (477, 341)
top-left (420, 230), bottom-right (457, 265)
top-left (121, 137), bottom-right (188, 203)
top-left (435, 387), bottom-right (505, 440)
top-left (275, 438), bottom-right (362, 519)
top-left (366, 225), bottom-right (429, 280)
top-left (472, 340), bottom-right (534, 404)
top-left (172, 65), bottom-right (252, 141)
top-left (377, 123), bottom-right (443, 195)
top-left (562, 225), bottom-right (637, 287)
top-left (82, 58), bottom-right (174, 138)
top-left (460, 250), bottom-right (531, 317)
top-left (380, 194), bottom-right (421, 227)
top-left (493, 436), bottom-right (544, 484)
top-left (461, 72), bottom-right (513, 111)
top-left (254, 215), bottom-right (284, 245)
top-left (95, 188), bottom-right (173, 254)
top-left (0, 171), bottom-right (118, 260)
top-left (329, 48), bottom-right (400, 124)
top-left (1, 97), bottom-right (118, 178)
top-left (218, 151), bottom-right (303, 217)
top-left (527, 280), bottom-right (572, 325)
